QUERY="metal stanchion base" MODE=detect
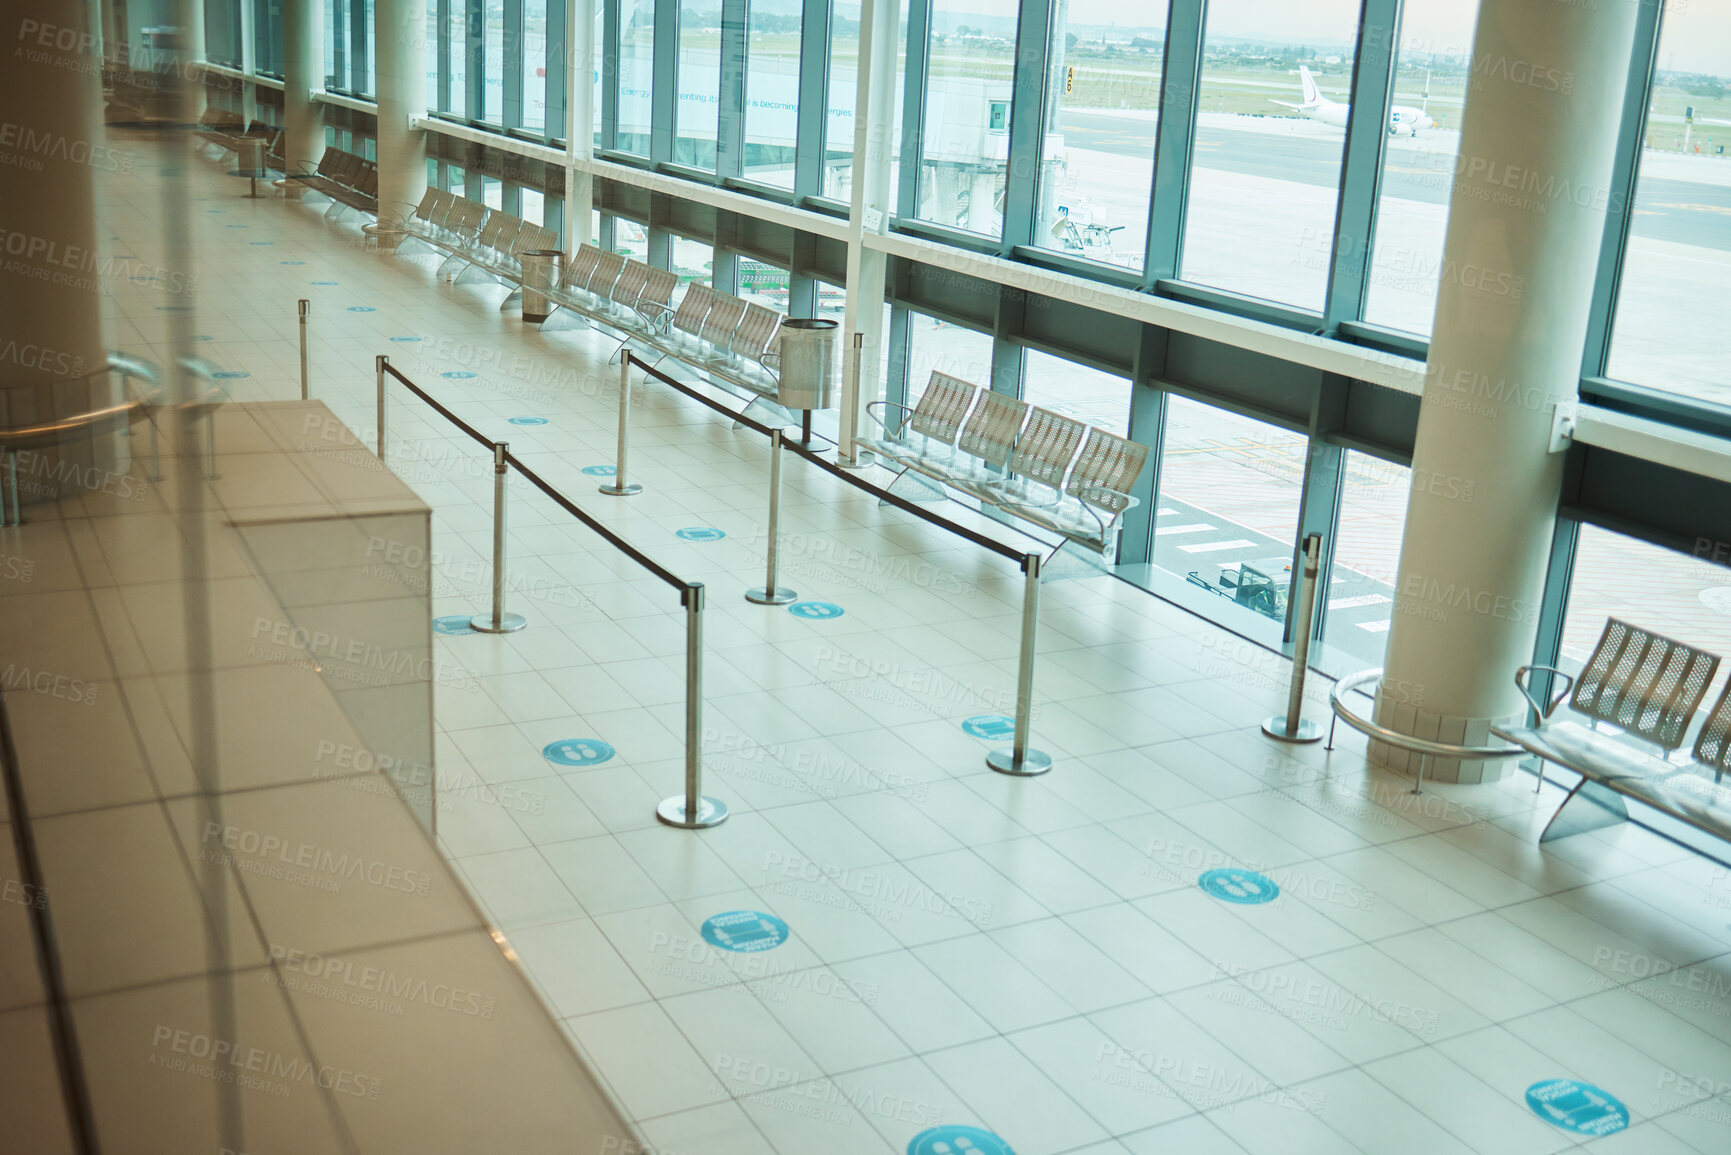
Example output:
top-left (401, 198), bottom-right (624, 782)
top-left (987, 748), bottom-right (1054, 776)
top-left (470, 612), bottom-right (528, 634)
top-left (745, 586), bottom-right (798, 606)
top-left (656, 795), bottom-right (729, 829)
top-left (1261, 716), bottom-right (1324, 744)
top-left (836, 449), bottom-right (878, 471)
top-left (598, 483), bottom-right (643, 496)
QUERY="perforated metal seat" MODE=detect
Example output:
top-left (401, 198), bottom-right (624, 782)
top-left (669, 284), bottom-right (716, 345)
top-left (607, 261), bottom-right (652, 313)
top-left (633, 267), bottom-right (681, 330)
top-left (558, 244), bottom-right (604, 291)
top-left (730, 304), bottom-right (782, 365)
top-left (1065, 429), bottom-right (1149, 520)
top-left (584, 252), bottom-right (627, 299)
top-left (988, 407), bottom-right (1088, 507)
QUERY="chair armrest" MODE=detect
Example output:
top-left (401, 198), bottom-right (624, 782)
top-left (864, 400), bottom-right (915, 438)
top-left (1515, 665), bottom-right (1576, 726)
top-left (1074, 485), bottom-right (1140, 516)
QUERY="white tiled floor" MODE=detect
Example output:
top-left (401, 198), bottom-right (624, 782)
top-left (92, 142), bottom-right (1731, 1152)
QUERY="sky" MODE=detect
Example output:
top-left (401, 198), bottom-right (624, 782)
top-left (1049, 0), bottom-right (1730, 77)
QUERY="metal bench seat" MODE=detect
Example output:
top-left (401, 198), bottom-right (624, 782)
top-left (1492, 618), bottom-right (1726, 844)
top-left (861, 371), bottom-right (1147, 558)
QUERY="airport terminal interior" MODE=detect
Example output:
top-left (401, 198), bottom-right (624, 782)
top-left (6, 0), bottom-right (1731, 1151)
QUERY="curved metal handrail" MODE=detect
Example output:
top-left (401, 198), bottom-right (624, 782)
top-left (1329, 667), bottom-right (1529, 762)
top-left (0, 353), bottom-right (168, 448)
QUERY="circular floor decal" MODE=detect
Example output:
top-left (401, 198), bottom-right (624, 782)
top-left (226, 224), bottom-right (248, 229)
top-left (280, 260), bottom-right (306, 265)
top-left (961, 715), bottom-right (1016, 741)
top-left (347, 306), bottom-right (376, 312)
top-left (542, 739), bottom-right (616, 768)
top-left (508, 416), bottom-right (547, 426)
top-left (211, 371), bottom-right (250, 380)
top-left (433, 615), bottom-right (476, 636)
top-left (581, 465), bottom-right (616, 477)
top-left (441, 370), bottom-right (476, 379)
top-left (1525, 1079), bottom-right (1629, 1136)
top-left (250, 241), bottom-right (274, 245)
top-left (389, 335), bottom-right (422, 342)
top-left (193, 335), bottom-right (213, 342)
top-left (675, 527), bottom-right (725, 542)
top-left (787, 600), bottom-right (844, 620)
top-left (1198, 868), bottom-right (1280, 905)
top-left (700, 911), bottom-right (790, 953)
top-left (908, 1125), bottom-right (1015, 1155)
top-left (311, 280), bottom-right (338, 285)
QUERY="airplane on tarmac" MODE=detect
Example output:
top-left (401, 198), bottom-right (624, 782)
top-left (1272, 65), bottom-right (1436, 136)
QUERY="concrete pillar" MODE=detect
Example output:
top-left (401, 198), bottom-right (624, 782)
top-left (372, 0), bottom-right (428, 234)
top-left (1373, 0), bottom-right (1640, 782)
top-left (565, 0), bottom-right (595, 253)
top-left (281, 0), bottom-right (325, 186)
top-left (1, 0), bottom-right (112, 500)
top-left (835, 0), bottom-right (898, 463)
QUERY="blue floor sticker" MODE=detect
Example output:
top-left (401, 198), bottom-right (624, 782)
top-left (1525, 1079), bottom-right (1629, 1136)
top-left (442, 370), bottom-right (476, 379)
top-left (700, 911), bottom-right (790, 953)
top-left (1197, 868), bottom-right (1280, 905)
top-left (675, 527), bottom-right (725, 541)
top-left (311, 280), bottom-right (338, 285)
top-left (389, 335), bottom-right (422, 342)
top-left (280, 260), bottom-right (306, 265)
top-left (226, 224), bottom-right (248, 228)
top-left (961, 715), bottom-right (1016, 741)
top-left (581, 465), bottom-right (616, 477)
top-left (908, 1125), bottom-right (1015, 1155)
top-left (193, 335), bottom-right (213, 342)
top-left (211, 371), bottom-right (250, 380)
top-left (788, 601), bottom-right (844, 620)
top-left (508, 416), bottom-right (547, 426)
top-left (250, 241), bottom-right (274, 245)
top-left (347, 306), bottom-right (376, 312)
top-left (433, 615), bottom-right (475, 636)
top-left (542, 739), bottom-right (615, 767)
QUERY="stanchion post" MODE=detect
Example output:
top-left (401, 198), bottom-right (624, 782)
top-left (988, 552), bottom-right (1054, 776)
top-left (657, 583), bottom-right (728, 829)
top-left (599, 354), bottom-right (643, 496)
top-left (1263, 533), bottom-right (1325, 743)
top-left (836, 331), bottom-right (876, 470)
top-left (298, 299), bottom-right (310, 400)
top-left (375, 354), bottom-right (387, 464)
top-left (470, 441), bottom-right (527, 634)
top-left (746, 428), bottom-right (798, 605)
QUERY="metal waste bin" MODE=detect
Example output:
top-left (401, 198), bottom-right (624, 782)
top-left (520, 249), bottom-right (561, 323)
top-left (774, 318), bottom-right (839, 410)
top-left (241, 137), bottom-right (265, 174)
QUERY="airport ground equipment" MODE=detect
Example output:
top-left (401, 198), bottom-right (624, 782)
top-left (1493, 619), bottom-right (1731, 845)
top-left (1185, 563), bottom-right (1288, 621)
top-left (857, 370), bottom-right (1148, 565)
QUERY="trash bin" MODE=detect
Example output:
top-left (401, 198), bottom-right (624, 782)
top-left (520, 249), bottom-right (561, 323)
top-left (774, 318), bottom-right (839, 410)
top-left (241, 137), bottom-right (264, 175)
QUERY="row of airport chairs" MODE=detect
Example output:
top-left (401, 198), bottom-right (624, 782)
top-left (400, 189), bottom-right (558, 287)
top-left (859, 371), bottom-right (1149, 555)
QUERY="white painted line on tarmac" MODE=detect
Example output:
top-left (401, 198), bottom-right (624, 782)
top-left (1179, 539), bottom-right (1260, 554)
top-left (1156, 524), bottom-right (1218, 536)
top-left (1358, 620), bottom-right (1392, 633)
top-left (1328, 594), bottom-right (1392, 610)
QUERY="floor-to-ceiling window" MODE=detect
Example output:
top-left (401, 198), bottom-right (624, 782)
top-left (1606, 0), bottom-right (1731, 409)
top-left (744, 0), bottom-right (803, 189)
top-left (616, 0), bottom-right (654, 154)
top-left (1318, 451), bottom-right (1409, 672)
top-left (676, 0), bottom-right (722, 168)
top-left (1181, 0), bottom-right (1361, 310)
top-left (914, 0), bottom-right (1018, 238)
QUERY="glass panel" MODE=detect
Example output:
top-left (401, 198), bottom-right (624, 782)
top-left (738, 258), bottom-right (791, 309)
top-left (593, 3), bottom-right (605, 148)
top-left (445, 0), bottom-right (469, 117)
top-left (1033, 12), bottom-right (1163, 271)
top-left (1560, 525), bottom-right (1731, 729)
top-left (1317, 451), bottom-right (1408, 673)
top-left (916, 0), bottom-right (1018, 237)
top-left (824, 2), bottom-right (859, 198)
top-left (524, 0), bottom-right (548, 132)
top-left (617, 0), bottom-right (654, 153)
top-left (521, 188), bottom-right (546, 225)
top-left (906, 313), bottom-right (994, 391)
top-left (672, 234), bottom-right (714, 283)
top-left (1182, 0), bottom-right (1361, 310)
top-left (1363, 1), bottom-right (1479, 334)
top-left (1606, 0), bottom-right (1731, 406)
top-left (615, 218), bottom-right (650, 260)
top-left (484, 0), bottom-right (505, 122)
top-left (363, 0), bottom-right (375, 94)
top-left (744, 0), bottom-right (802, 188)
top-left (326, 0), bottom-right (342, 86)
top-left (445, 164), bottom-right (466, 196)
top-left (1020, 350), bottom-right (1129, 436)
top-left (677, 0), bottom-right (721, 168)
top-left (1136, 396), bottom-right (1305, 642)
top-left (427, 3), bottom-right (440, 103)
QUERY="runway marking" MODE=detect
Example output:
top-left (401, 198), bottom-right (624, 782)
top-left (1156, 507), bottom-right (1181, 515)
top-left (1156, 524), bottom-right (1218, 536)
top-left (1358, 620), bottom-right (1392, 633)
top-left (1329, 594), bottom-right (1392, 610)
top-left (1179, 539), bottom-right (1260, 554)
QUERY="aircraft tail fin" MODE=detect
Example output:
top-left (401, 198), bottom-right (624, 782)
top-left (1298, 65), bottom-right (1320, 107)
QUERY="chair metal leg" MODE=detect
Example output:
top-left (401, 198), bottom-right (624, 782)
top-left (1540, 776), bottom-right (1631, 842)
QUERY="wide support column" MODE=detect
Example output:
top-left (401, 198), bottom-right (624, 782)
top-left (1373, 0), bottom-right (1640, 783)
top-left (372, 0), bottom-right (429, 237)
top-left (281, 0), bottom-right (325, 188)
top-left (564, 0), bottom-right (595, 252)
top-left (836, 0), bottom-right (899, 463)
top-left (2, 0), bottom-right (111, 504)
